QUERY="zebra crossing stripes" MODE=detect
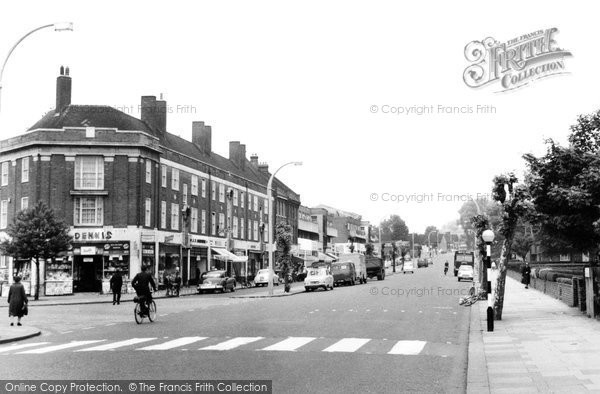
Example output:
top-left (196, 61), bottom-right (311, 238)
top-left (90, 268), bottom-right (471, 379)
top-left (323, 338), bottom-right (371, 353)
top-left (137, 337), bottom-right (208, 350)
top-left (200, 337), bottom-right (264, 351)
top-left (0, 342), bottom-right (50, 353)
top-left (387, 340), bottom-right (426, 355)
top-left (17, 340), bottom-right (105, 354)
top-left (260, 337), bottom-right (316, 352)
top-left (75, 338), bottom-right (156, 352)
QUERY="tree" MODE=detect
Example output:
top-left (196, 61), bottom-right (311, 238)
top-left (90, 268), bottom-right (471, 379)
top-left (0, 201), bottom-right (72, 300)
top-left (490, 173), bottom-right (534, 320)
top-left (275, 221), bottom-right (293, 289)
top-left (380, 215), bottom-right (409, 241)
top-left (365, 243), bottom-right (374, 256)
top-left (512, 224), bottom-right (535, 262)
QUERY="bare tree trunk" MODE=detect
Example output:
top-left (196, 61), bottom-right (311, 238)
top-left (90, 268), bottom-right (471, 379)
top-left (34, 257), bottom-right (40, 301)
top-left (494, 240), bottom-right (512, 321)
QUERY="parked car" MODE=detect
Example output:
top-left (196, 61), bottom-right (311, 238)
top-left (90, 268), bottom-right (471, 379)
top-left (332, 262), bottom-right (356, 286)
top-left (254, 269), bottom-right (279, 287)
top-left (457, 265), bottom-right (474, 282)
top-left (198, 270), bottom-right (236, 293)
top-left (417, 259), bottom-right (429, 268)
top-left (304, 267), bottom-right (334, 292)
top-left (402, 260), bottom-right (415, 273)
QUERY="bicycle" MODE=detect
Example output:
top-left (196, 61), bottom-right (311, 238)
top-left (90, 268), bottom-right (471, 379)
top-left (134, 294), bottom-right (157, 324)
top-left (459, 287), bottom-right (487, 306)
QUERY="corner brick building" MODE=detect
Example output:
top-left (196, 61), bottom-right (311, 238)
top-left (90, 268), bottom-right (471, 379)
top-left (0, 67), bottom-right (300, 295)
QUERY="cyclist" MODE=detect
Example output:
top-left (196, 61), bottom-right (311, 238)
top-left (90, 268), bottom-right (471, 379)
top-left (444, 261), bottom-right (449, 276)
top-left (132, 264), bottom-right (157, 316)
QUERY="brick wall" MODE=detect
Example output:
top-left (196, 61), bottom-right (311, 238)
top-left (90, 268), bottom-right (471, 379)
top-left (507, 269), bottom-right (576, 307)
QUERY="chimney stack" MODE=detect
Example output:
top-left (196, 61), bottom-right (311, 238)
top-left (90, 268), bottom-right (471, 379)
top-left (250, 154), bottom-right (259, 167)
top-left (229, 141), bottom-right (247, 169)
top-left (55, 65), bottom-right (72, 114)
top-left (192, 121), bottom-right (212, 154)
top-left (258, 162), bottom-right (269, 175)
top-left (140, 95), bottom-right (167, 133)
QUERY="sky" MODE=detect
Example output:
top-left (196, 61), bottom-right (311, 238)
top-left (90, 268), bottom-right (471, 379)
top-left (0, 0), bottom-right (596, 233)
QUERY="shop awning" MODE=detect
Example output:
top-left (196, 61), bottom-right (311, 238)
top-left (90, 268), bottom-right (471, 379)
top-left (317, 252), bottom-right (334, 263)
top-left (211, 248), bottom-right (248, 263)
top-left (325, 252), bottom-right (338, 262)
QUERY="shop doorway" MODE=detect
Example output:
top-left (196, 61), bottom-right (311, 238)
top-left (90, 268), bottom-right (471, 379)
top-left (73, 256), bottom-right (103, 292)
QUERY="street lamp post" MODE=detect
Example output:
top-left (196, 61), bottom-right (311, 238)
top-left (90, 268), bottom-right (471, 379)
top-left (427, 230), bottom-right (438, 251)
top-left (482, 229), bottom-right (495, 332)
top-left (0, 22), bottom-right (73, 113)
top-left (267, 161), bottom-right (302, 297)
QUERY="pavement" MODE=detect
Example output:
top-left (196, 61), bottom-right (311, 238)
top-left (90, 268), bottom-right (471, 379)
top-left (467, 274), bottom-right (600, 393)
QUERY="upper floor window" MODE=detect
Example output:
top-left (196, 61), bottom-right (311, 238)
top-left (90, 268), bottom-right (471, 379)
top-left (21, 157), bottom-right (29, 183)
top-left (191, 175), bottom-right (198, 196)
top-left (211, 212), bottom-right (216, 235)
top-left (145, 160), bottom-right (152, 184)
top-left (240, 192), bottom-right (245, 209)
top-left (191, 207), bottom-right (198, 233)
top-left (75, 156), bottom-right (104, 190)
top-left (233, 189), bottom-right (238, 207)
top-left (218, 213), bottom-right (225, 235)
top-left (74, 196), bottom-right (103, 225)
top-left (233, 217), bottom-right (239, 238)
top-left (201, 210), bottom-right (206, 234)
top-left (161, 165), bottom-right (167, 188)
top-left (1, 162), bottom-right (8, 186)
top-left (219, 183), bottom-right (225, 203)
top-left (211, 181), bottom-right (216, 200)
top-left (144, 198), bottom-right (151, 227)
top-left (183, 184), bottom-right (188, 205)
top-left (201, 178), bottom-right (206, 198)
top-left (0, 200), bottom-right (7, 229)
top-left (171, 168), bottom-right (179, 191)
top-left (161, 201), bottom-right (167, 229)
top-left (171, 203), bottom-right (180, 230)
top-left (253, 195), bottom-right (258, 212)
top-left (240, 219), bottom-right (245, 240)
top-left (21, 197), bottom-right (28, 211)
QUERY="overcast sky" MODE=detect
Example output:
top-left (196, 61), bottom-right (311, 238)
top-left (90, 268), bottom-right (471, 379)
top-left (0, 1), bottom-right (596, 233)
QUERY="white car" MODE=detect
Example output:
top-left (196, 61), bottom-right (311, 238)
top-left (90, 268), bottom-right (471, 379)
top-left (457, 265), bottom-right (474, 282)
top-left (402, 260), bottom-right (415, 274)
top-left (254, 269), bottom-right (279, 287)
top-left (304, 267), bottom-right (334, 292)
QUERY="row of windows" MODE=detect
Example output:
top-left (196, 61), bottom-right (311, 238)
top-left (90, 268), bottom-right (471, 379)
top-left (0, 198), bottom-right (29, 229)
top-left (1, 158), bottom-right (29, 186)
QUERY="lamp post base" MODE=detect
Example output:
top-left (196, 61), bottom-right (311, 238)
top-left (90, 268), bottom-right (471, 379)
top-left (487, 306), bottom-right (494, 331)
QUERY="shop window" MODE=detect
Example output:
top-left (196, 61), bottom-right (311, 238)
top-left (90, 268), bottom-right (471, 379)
top-left (1, 162), bottom-right (8, 186)
top-left (75, 156), bottom-right (104, 190)
top-left (74, 197), bottom-right (103, 225)
top-left (21, 157), bottom-right (29, 183)
top-left (171, 203), bottom-right (180, 230)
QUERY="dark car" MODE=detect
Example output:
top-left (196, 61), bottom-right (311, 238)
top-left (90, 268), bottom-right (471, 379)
top-left (417, 259), bottom-right (429, 268)
top-left (197, 270), bottom-right (236, 293)
top-left (332, 262), bottom-right (356, 286)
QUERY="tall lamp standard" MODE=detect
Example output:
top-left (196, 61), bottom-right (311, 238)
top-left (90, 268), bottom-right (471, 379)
top-left (482, 229), bottom-right (495, 332)
top-left (0, 22), bottom-right (74, 113)
top-left (267, 161), bottom-right (302, 297)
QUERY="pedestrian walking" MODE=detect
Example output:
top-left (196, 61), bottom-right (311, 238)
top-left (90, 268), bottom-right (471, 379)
top-left (110, 269), bottom-right (123, 305)
top-left (521, 262), bottom-right (531, 289)
top-left (8, 276), bottom-right (28, 326)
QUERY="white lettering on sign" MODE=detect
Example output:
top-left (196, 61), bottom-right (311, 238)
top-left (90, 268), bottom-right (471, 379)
top-left (81, 247), bottom-right (97, 255)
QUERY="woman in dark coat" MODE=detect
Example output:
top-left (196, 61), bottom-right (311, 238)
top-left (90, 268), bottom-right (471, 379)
top-left (8, 276), bottom-right (28, 326)
top-left (521, 262), bottom-right (531, 289)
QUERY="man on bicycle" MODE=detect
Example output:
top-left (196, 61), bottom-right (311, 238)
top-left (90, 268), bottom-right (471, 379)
top-left (132, 265), bottom-right (157, 315)
top-left (444, 261), bottom-right (449, 275)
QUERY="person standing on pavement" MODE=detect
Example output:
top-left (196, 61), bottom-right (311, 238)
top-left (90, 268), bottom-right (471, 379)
top-left (521, 262), bottom-right (531, 289)
top-left (8, 276), bottom-right (28, 326)
top-left (110, 269), bottom-right (123, 305)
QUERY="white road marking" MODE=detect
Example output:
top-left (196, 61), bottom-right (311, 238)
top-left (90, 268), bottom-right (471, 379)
top-left (82, 327), bottom-right (93, 330)
top-left (387, 340), bottom-right (426, 355)
top-left (18, 340), bottom-right (105, 354)
top-left (0, 342), bottom-right (51, 353)
top-left (138, 337), bottom-right (208, 350)
top-left (323, 338), bottom-right (370, 353)
top-left (260, 337), bottom-right (316, 352)
top-left (60, 331), bottom-right (73, 334)
top-left (200, 337), bottom-right (264, 351)
top-left (76, 338), bottom-right (155, 352)
top-left (104, 323), bottom-right (116, 326)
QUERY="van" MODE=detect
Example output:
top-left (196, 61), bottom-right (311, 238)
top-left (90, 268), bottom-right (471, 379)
top-left (332, 262), bottom-right (356, 286)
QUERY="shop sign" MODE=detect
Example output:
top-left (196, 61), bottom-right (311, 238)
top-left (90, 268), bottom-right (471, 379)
top-left (72, 229), bottom-right (112, 241)
top-left (164, 235), bottom-right (174, 243)
top-left (189, 236), bottom-right (207, 246)
top-left (81, 247), bottom-right (97, 255)
top-left (234, 249), bottom-right (246, 256)
top-left (141, 233), bottom-right (155, 242)
top-left (83, 257), bottom-right (94, 262)
top-left (142, 243), bottom-right (155, 256)
top-left (103, 242), bottom-right (130, 255)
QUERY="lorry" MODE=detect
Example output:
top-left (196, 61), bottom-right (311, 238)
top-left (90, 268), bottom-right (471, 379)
top-left (336, 254), bottom-right (367, 284)
top-left (366, 256), bottom-right (385, 280)
top-left (453, 251), bottom-right (474, 276)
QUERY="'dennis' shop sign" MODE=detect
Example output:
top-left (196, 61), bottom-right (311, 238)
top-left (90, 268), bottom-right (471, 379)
top-left (72, 229), bottom-right (113, 241)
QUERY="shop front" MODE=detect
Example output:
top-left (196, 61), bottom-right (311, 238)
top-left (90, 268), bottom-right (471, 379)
top-left (73, 241), bottom-right (131, 293)
top-left (189, 239), bottom-right (208, 285)
top-left (159, 243), bottom-right (181, 288)
top-left (45, 256), bottom-right (74, 296)
top-left (12, 259), bottom-right (32, 295)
